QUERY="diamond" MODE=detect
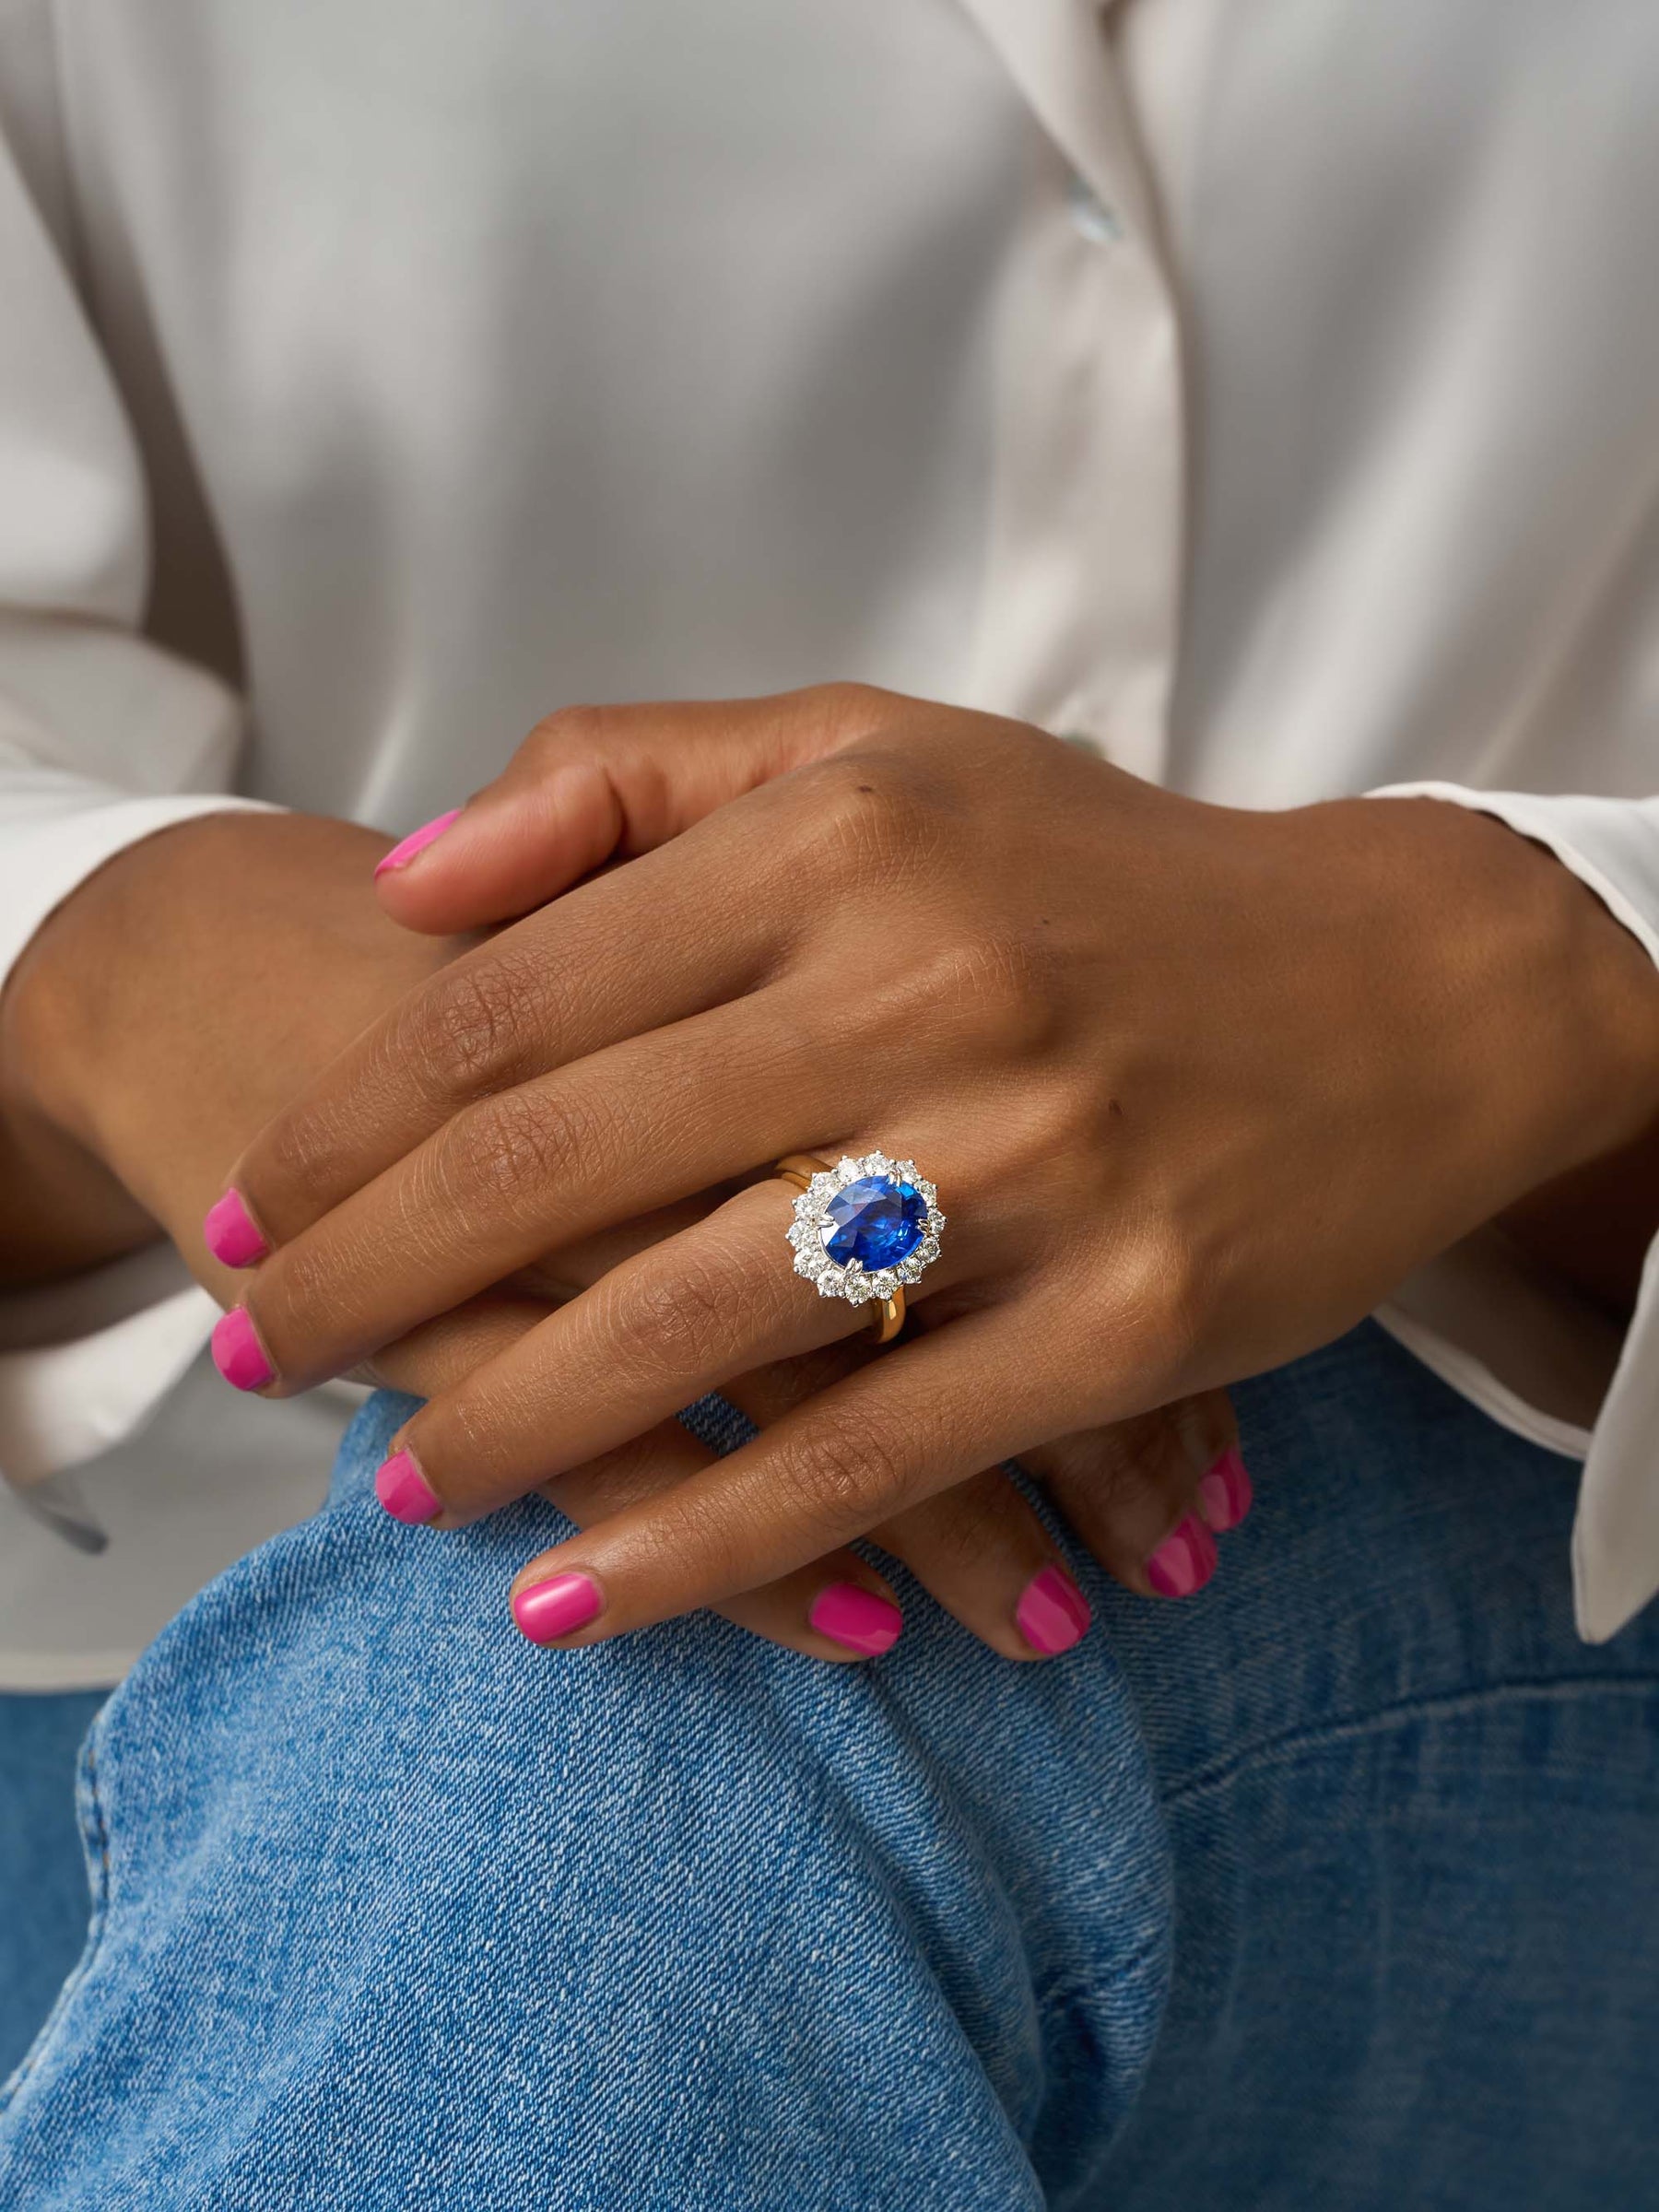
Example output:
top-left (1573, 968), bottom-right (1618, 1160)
top-left (821, 1173), bottom-right (928, 1271)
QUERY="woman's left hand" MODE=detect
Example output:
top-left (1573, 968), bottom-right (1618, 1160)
top-left (207, 686), bottom-right (1659, 1646)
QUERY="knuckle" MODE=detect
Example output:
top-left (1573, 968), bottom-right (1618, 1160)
top-left (600, 1248), bottom-right (737, 1381)
top-left (797, 751), bottom-right (937, 885)
top-left (401, 954), bottom-right (541, 1103)
top-left (799, 679), bottom-right (892, 737)
top-left (629, 1479), bottom-right (754, 1594)
top-left (527, 701), bottom-right (613, 759)
top-left (252, 1100), bottom-right (348, 1215)
top-left (253, 1234), bottom-right (371, 1364)
top-left (929, 931), bottom-right (1057, 1060)
top-left (435, 1082), bottom-right (587, 1224)
top-left (1085, 1223), bottom-right (1206, 1393)
top-left (769, 1414), bottom-right (910, 1543)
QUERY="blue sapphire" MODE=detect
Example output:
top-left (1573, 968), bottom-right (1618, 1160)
top-left (822, 1174), bottom-right (927, 1272)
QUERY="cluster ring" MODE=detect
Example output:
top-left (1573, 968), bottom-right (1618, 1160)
top-left (775, 1150), bottom-right (946, 1347)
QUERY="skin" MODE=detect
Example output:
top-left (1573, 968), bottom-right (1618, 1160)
top-left (0, 807), bottom-right (1237, 1666)
top-left (187, 683), bottom-right (1659, 1651)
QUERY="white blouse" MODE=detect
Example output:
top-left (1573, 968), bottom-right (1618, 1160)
top-left (2, 0), bottom-right (1657, 1687)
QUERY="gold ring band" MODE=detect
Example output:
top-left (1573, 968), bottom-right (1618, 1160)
top-left (775, 1152), bottom-right (915, 1346)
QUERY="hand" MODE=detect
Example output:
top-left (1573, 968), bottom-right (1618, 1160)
top-left (3, 807), bottom-right (1236, 1662)
top-left (211, 686), bottom-right (1659, 1650)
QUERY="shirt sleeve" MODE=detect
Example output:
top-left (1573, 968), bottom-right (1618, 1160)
top-left (1367, 780), bottom-right (1659, 1642)
top-left (0, 110), bottom-right (270, 1506)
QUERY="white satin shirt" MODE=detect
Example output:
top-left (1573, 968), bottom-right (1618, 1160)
top-left (3, 0), bottom-right (1658, 1687)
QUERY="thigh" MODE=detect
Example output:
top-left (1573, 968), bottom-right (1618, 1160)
top-left (0, 1691), bottom-right (104, 2085)
top-left (0, 1394), bottom-right (1171, 2212)
top-left (1100, 1321), bottom-right (1659, 2212)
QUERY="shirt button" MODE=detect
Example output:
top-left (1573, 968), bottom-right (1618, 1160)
top-left (1066, 172), bottom-right (1124, 244)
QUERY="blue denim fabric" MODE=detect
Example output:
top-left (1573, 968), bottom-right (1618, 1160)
top-left (0, 1691), bottom-right (105, 2082)
top-left (3, 1320), bottom-right (1657, 2208)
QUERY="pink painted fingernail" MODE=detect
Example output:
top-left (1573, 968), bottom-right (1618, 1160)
top-left (1016, 1562), bottom-right (1092, 1655)
top-left (1146, 1512), bottom-right (1218, 1599)
top-left (210, 1307), bottom-right (274, 1393)
top-left (203, 1188), bottom-right (269, 1269)
top-left (512, 1571), bottom-right (605, 1644)
top-left (374, 1448), bottom-right (442, 1526)
top-left (373, 807), bottom-right (463, 879)
top-left (809, 1582), bottom-right (903, 1657)
top-left (1197, 1445), bottom-right (1253, 1534)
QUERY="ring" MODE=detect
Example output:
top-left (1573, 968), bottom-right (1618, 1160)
top-left (775, 1150), bottom-right (946, 1347)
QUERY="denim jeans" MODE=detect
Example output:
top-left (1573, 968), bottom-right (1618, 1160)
top-left (0, 1690), bottom-right (106, 2084)
top-left (3, 1320), bottom-right (1657, 2209)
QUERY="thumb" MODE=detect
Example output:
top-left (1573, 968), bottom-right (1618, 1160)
top-left (372, 686), bottom-right (886, 934)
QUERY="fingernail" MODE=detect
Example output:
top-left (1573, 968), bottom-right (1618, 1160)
top-left (210, 1307), bottom-right (274, 1393)
top-left (373, 807), bottom-right (463, 879)
top-left (1147, 1512), bottom-right (1218, 1599)
top-left (512, 1571), bottom-right (605, 1644)
top-left (203, 1188), bottom-right (269, 1269)
top-left (809, 1582), bottom-right (903, 1657)
top-left (374, 1448), bottom-right (442, 1526)
top-left (1016, 1562), bottom-right (1092, 1654)
top-left (1197, 1445), bottom-right (1253, 1533)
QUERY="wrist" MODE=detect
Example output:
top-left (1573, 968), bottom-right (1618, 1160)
top-left (1340, 794), bottom-right (1659, 1209)
top-left (0, 812), bottom-right (461, 1277)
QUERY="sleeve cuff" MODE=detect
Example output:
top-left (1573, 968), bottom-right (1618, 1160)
top-left (1367, 780), bottom-right (1659, 1641)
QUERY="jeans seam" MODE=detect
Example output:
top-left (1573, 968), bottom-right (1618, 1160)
top-left (1164, 1673), bottom-right (1659, 1809)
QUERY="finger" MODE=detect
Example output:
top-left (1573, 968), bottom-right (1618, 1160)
top-left (219, 992), bottom-right (861, 1393)
top-left (353, 1285), bottom-right (905, 1661)
top-left (1023, 1399), bottom-right (1230, 1602)
top-left (868, 1470), bottom-right (1091, 1660)
top-left (348, 1289), bottom-right (555, 1394)
top-left (720, 1344), bottom-right (1093, 1659)
top-left (501, 1312), bottom-right (1070, 1646)
top-left (372, 686), bottom-right (891, 934)
top-left (360, 1177), bottom-right (944, 1526)
top-left (1183, 1391), bottom-right (1253, 1534)
top-left (537, 1418), bottom-right (904, 1664)
top-left (209, 830), bottom-right (801, 1265)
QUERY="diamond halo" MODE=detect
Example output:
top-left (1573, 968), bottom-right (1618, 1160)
top-left (784, 1151), bottom-right (946, 1310)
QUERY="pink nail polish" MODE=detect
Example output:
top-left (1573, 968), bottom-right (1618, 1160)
top-left (373, 808), bottom-right (462, 879)
top-left (1016, 1563), bottom-right (1092, 1654)
top-left (1146, 1512), bottom-right (1218, 1599)
top-left (512, 1571), bottom-right (604, 1644)
top-left (210, 1307), bottom-right (274, 1393)
top-left (809, 1582), bottom-right (903, 1657)
top-left (1197, 1445), bottom-right (1253, 1534)
top-left (203, 1188), bottom-right (269, 1269)
top-left (374, 1449), bottom-right (442, 1526)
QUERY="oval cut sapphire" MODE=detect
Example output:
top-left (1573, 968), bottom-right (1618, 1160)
top-left (822, 1174), bottom-right (927, 1272)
